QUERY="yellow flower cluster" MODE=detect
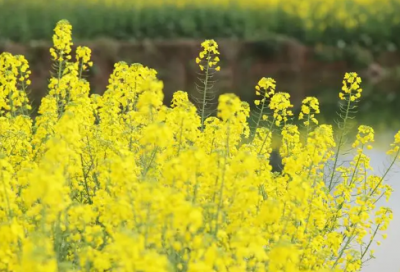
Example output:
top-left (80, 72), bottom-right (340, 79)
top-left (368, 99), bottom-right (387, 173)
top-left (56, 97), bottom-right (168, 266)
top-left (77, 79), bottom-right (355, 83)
top-left (251, 78), bottom-right (276, 142)
top-left (76, 46), bottom-right (94, 77)
top-left (255, 77), bottom-right (276, 99)
top-left (196, 39), bottom-right (220, 72)
top-left (50, 19), bottom-right (73, 62)
top-left (269, 92), bottom-right (294, 127)
top-left (299, 97), bottom-right (320, 127)
top-left (0, 20), bottom-right (399, 272)
top-left (352, 125), bottom-right (374, 149)
top-left (0, 53), bottom-right (32, 116)
top-left (339, 72), bottom-right (362, 101)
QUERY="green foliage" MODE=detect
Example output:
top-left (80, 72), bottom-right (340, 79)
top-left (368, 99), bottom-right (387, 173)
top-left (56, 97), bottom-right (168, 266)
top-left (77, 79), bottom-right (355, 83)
top-left (1, 0), bottom-right (400, 53)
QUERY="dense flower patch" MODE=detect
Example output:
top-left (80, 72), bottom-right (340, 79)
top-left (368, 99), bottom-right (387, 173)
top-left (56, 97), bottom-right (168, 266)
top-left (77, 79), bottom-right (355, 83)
top-left (0, 20), bottom-right (398, 272)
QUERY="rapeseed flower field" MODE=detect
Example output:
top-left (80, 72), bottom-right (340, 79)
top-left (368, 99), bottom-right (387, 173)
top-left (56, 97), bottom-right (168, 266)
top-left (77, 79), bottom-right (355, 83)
top-left (0, 20), bottom-right (398, 272)
top-left (1, 0), bottom-right (400, 49)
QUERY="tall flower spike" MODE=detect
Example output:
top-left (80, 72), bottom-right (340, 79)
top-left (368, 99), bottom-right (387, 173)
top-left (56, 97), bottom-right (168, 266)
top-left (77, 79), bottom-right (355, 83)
top-left (196, 39), bottom-right (220, 72)
top-left (193, 39), bottom-right (221, 131)
top-left (250, 77), bottom-right (276, 141)
top-left (339, 72), bottom-right (362, 101)
top-left (328, 72), bottom-right (363, 191)
top-left (49, 19), bottom-right (73, 62)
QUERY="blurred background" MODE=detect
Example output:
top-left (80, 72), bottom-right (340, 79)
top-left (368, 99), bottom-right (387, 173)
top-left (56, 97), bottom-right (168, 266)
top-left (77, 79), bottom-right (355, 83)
top-left (0, 0), bottom-right (399, 271)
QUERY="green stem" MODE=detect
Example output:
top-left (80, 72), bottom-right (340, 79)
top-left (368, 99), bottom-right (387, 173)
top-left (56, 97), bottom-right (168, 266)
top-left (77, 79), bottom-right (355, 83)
top-left (80, 154), bottom-right (93, 204)
top-left (360, 223), bottom-right (381, 260)
top-left (250, 98), bottom-right (267, 142)
top-left (328, 95), bottom-right (352, 191)
top-left (200, 52), bottom-right (211, 131)
top-left (142, 147), bottom-right (158, 178)
top-left (327, 147), bottom-right (364, 232)
top-left (79, 60), bottom-right (83, 80)
top-left (304, 114), bottom-right (311, 144)
top-left (332, 227), bottom-right (357, 269)
top-left (258, 116), bottom-right (275, 155)
top-left (57, 59), bottom-right (64, 117)
top-left (369, 148), bottom-right (399, 196)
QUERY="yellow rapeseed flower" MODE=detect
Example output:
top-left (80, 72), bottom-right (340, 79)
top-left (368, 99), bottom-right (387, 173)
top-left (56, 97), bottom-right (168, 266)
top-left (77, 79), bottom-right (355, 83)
top-left (0, 20), bottom-right (397, 272)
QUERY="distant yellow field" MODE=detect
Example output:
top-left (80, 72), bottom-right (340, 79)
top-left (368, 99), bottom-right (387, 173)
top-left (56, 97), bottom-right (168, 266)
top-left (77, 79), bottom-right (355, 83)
top-left (18, 0), bottom-right (400, 28)
top-left (2, 0), bottom-right (400, 44)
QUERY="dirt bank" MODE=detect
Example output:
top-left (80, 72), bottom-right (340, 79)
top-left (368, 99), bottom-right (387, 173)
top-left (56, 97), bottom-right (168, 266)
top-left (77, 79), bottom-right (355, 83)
top-left (1, 36), bottom-right (399, 109)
